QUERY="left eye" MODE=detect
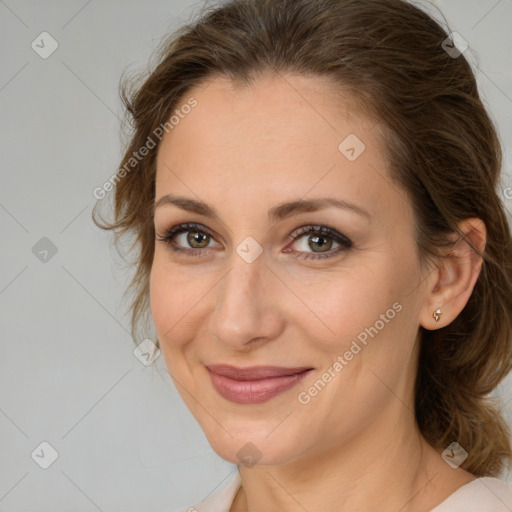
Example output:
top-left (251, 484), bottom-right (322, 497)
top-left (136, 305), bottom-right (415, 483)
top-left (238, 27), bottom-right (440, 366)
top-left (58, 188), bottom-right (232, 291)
top-left (292, 232), bottom-right (338, 253)
top-left (285, 225), bottom-right (352, 260)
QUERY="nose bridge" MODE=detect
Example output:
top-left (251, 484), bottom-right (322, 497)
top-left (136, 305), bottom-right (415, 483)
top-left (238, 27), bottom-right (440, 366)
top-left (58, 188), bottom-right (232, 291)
top-left (208, 247), bottom-right (279, 346)
top-left (218, 249), bottom-right (264, 318)
top-left (227, 249), bottom-right (262, 299)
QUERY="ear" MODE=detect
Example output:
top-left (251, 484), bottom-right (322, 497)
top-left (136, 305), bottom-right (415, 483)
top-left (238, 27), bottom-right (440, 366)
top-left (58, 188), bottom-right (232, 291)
top-left (419, 218), bottom-right (486, 330)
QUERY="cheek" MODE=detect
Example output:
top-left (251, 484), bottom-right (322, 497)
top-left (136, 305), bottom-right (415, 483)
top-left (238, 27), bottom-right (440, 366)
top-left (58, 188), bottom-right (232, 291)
top-left (303, 255), bottom-right (418, 363)
top-left (149, 252), bottom-right (215, 351)
top-left (294, 261), bottom-right (420, 427)
top-left (149, 259), bottom-right (167, 333)
top-left (149, 259), bottom-right (195, 385)
top-left (149, 255), bottom-right (188, 347)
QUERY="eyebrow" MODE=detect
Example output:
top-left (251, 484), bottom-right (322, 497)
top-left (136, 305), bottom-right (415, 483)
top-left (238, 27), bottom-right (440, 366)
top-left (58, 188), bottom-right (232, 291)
top-left (154, 194), bottom-right (371, 222)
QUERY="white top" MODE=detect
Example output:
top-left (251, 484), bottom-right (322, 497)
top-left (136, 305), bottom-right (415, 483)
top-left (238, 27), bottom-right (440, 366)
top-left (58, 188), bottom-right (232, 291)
top-left (178, 473), bottom-right (512, 512)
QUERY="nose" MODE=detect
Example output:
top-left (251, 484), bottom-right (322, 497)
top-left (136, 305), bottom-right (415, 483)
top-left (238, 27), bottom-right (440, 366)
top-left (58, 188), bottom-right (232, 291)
top-left (207, 249), bottom-right (284, 349)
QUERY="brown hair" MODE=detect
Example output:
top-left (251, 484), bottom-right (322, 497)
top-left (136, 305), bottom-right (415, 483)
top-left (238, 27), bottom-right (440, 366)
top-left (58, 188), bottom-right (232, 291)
top-left (93, 0), bottom-right (512, 477)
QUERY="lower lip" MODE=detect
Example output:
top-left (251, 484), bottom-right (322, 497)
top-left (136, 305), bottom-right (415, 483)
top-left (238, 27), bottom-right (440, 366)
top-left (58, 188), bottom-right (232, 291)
top-left (207, 369), bottom-right (313, 404)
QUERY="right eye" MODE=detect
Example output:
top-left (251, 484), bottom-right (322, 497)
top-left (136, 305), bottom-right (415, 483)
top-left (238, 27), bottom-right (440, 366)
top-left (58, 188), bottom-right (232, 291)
top-left (156, 222), bottom-right (222, 257)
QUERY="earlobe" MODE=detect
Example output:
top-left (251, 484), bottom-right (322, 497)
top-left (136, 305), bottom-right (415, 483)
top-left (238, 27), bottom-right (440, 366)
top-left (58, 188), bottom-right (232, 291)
top-left (419, 218), bottom-right (486, 330)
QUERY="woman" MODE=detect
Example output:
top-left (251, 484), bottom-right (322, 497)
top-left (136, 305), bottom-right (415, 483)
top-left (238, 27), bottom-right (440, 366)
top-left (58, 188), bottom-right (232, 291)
top-left (94, 0), bottom-right (512, 510)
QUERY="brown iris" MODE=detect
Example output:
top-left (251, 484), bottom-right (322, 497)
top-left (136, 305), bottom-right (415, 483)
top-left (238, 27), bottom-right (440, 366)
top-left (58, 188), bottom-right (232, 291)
top-left (187, 231), bottom-right (210, 248)
top-left (308, 234), bottom-right (332, 252)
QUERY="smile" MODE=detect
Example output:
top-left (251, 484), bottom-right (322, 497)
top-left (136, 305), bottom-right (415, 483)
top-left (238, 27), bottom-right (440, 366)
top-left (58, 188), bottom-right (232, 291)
top-left (206, 365), bottom-right (313, 404)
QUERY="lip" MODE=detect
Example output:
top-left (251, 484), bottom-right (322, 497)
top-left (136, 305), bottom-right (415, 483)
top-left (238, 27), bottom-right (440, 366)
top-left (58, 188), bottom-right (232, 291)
top-left (206, 364), bottom-right (313, 404)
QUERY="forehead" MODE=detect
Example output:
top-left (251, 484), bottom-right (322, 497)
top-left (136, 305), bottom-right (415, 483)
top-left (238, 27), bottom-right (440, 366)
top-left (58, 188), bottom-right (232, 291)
top-left (172, 72), bottom-right (371, 141)
top-left (154, 72), bottom-right (401, 222)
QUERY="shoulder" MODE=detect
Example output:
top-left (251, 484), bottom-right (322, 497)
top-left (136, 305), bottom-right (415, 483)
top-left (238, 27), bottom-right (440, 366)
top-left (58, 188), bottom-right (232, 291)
top-left (176, 472), bottom-right (242, 512)
top-left (431, 477), bottom-right (512, 512)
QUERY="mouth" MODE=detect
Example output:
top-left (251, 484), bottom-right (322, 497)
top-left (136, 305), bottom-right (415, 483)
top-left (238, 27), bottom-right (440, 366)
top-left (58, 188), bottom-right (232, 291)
top-left (205, 364), bottom-right (314, 404)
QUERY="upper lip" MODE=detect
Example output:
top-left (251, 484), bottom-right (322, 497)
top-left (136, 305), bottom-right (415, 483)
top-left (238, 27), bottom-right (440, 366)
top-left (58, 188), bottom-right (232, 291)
top-left (206, 364), bottom-right (313, 381)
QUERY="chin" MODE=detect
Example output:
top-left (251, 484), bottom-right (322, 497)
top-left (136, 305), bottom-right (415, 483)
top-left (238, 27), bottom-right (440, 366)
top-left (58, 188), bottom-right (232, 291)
top-left (205, 428), bottom-right (297, 467)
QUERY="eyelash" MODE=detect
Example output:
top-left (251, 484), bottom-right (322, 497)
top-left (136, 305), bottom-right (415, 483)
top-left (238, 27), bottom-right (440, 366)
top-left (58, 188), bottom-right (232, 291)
top-left (155, 222), bottom-right (352, 261)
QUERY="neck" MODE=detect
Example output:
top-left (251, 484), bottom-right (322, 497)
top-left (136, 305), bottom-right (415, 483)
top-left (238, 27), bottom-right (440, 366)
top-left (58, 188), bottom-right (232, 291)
top-left (231, 404), bottom-right (474, 512)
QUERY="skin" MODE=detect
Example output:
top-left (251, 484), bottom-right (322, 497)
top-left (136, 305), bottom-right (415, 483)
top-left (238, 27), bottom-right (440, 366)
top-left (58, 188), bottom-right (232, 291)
top-left (150, 72), bottom-right (485, 511)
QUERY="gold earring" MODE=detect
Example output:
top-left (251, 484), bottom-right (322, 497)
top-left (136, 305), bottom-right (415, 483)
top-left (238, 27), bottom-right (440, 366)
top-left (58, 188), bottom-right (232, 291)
top-left (433, 308), bottom-right (442, 322)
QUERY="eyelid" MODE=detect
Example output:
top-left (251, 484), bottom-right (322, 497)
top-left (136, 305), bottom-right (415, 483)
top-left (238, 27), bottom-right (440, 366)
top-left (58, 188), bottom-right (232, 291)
top-left (288, 224), bottom-right (352, 246)
top-left (157, 222), bottom-right (214, 241)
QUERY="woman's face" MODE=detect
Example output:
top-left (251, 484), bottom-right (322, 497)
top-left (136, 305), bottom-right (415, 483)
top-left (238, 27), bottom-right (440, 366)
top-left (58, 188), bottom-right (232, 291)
top-left (150, 73), bottom-right (432, 466)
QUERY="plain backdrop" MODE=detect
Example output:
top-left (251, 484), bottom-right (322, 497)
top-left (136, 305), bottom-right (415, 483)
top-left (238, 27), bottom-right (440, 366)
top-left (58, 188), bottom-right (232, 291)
top-left (1, 0), bottom-right (511, 510)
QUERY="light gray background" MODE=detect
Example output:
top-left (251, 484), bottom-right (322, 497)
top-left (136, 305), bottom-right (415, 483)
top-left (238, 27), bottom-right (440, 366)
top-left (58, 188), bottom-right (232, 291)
top-left (1, 0), bottom-right (511, 510)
